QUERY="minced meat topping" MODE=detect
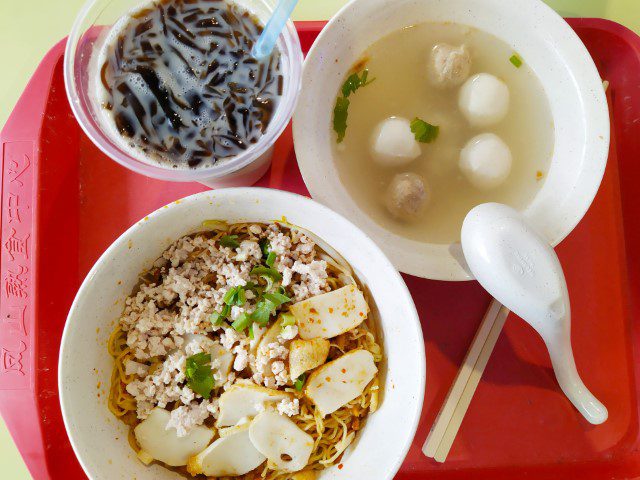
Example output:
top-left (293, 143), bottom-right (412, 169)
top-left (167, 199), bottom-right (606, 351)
top-left (121, 223), bottom-right (330, 436)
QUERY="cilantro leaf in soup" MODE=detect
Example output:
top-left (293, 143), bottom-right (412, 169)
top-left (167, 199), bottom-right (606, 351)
top-left (185, 353), bottom-right (214, 399)
top-left (333, 96), bottom-right (350, 143)
top-left (334, 68), bottom-right (375, 143)
top-left (341, 72), bottom-right (361, 98)
top-left (410, 118), bottom-right (439, 143)
top-left (341, 69), bottom-right (375, 98)
top-left (219, 234), bottom-right (240, 249)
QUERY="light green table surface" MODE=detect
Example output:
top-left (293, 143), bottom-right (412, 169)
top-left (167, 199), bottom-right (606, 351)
top-left (0, 1), bottom-right (638, 478)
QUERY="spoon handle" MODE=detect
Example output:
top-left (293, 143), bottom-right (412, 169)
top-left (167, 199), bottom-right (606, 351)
top-left (541, 324), bottom-right (608, 425)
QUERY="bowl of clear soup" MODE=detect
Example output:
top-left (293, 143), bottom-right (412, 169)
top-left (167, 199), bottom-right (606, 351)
top-left (294, 0), bottom-right (609, 280)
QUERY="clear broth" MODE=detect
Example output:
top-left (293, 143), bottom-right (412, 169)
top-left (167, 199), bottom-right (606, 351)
top-left (333, 23), bottom-right (554, 244)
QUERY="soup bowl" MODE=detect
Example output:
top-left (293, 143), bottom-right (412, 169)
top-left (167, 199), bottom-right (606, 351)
top-left (293, 0), bottom-right (609, 280)
top-left (59, 188), bottom-right (425, 480)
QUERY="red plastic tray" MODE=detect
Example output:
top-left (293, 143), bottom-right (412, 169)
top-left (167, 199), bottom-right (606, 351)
top-left (1, 19), bottom-right (640, 480)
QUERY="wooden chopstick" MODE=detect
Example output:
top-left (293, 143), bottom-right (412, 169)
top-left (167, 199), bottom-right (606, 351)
top-left (434, 304), bottom-right (509, 462)
top-left (422, 299), bottom-right (503, 457)
top-left (422, 299), bottom-right (509, 461)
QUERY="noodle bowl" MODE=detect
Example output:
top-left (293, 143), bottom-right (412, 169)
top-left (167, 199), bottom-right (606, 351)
top-left (59, 189), bottom-right (424, 480)
top-left (106, 222), bottom-right (382, 478)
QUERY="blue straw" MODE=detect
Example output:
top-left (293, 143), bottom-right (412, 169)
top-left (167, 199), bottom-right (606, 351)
top-left (252, 0), bottom-right (299, 59)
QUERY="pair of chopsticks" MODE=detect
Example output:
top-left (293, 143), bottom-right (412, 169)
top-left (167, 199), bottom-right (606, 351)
top-left (422, 298), bottom-right (510, 462)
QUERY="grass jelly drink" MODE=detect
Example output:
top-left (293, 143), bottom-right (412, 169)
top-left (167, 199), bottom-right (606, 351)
top-left (97, 0), bottom-right (283, 169)
top-left (65, 0), bottom-right (302, 186)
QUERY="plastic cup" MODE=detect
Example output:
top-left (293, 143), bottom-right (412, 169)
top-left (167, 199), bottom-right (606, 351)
top-left (64, 0), bottom-right (302, 188)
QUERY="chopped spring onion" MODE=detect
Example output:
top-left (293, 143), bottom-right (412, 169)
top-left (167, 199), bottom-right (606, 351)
top-left (259, 238), bottom-right (271, 257)
top-left (219, 234), bottom-right (240, 249)
top-left (223, 286), bottom-right (246, 306)
top-left (264, 292), bottom-right (291, 307)
top-left (266, 251), bottom-right (277, 267)
top-left (223, 287), bottom-right (236, 304)
top-left (245, 281), bottom-right (264, 298)
top-left (185, 353), bottom-right (214, 399)
top-left (237, 287), bottom-right (246, 306)
top-left (210, 305), bottom-right (231, 325)
top-left (294, 373), bottom-right (306, 391)
top-left (251, 265), bottom-right (282, 291)
top-left (251, 265), bottom-right (282, 280)
top-left (210, 312), bottom-right (224, 325)
top-left (280, 313), bottom-right (296, 328)
top-left (509, 54), bottom-right (523, 68)
top-left (232, 312), bottom-right (252, 332)
top-left (249, 323), bottom-right (255, 340)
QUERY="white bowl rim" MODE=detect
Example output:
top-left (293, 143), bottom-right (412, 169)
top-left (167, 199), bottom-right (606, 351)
top-left (293, 0), bottom-right (610, 281)
top-left (58, 187), bottom-right (426, 480)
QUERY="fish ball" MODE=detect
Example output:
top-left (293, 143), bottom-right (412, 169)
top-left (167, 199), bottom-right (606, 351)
top-left (385, 172), bottom-right (430, 221)
top-left (370, 117), bottom-right (421, 167)
top-left (459, 133), bottom-right (512, 189)
top-left (428, 43), bottom-right (471, 88)
top-left (458, 73), bottom-right (510, 127)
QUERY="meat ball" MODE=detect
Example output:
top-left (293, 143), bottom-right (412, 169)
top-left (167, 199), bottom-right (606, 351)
top-left (458, 73), bottom-right (510, 127)
top-left (370, 117), bottom-right (421, 167)
top-left (385, 172), bottom-right (430, 221)
top-left (459, 133), bottom-right (512, 189)
top-left (428, 43), bottom-right (471, 88)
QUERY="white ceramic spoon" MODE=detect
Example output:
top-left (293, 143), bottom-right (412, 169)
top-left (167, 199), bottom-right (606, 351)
top-left (461, 202), bottom-right (608, 425)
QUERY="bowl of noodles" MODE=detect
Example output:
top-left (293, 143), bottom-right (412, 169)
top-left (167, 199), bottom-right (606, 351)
top-left (59, 188), bottom-right (425, 480)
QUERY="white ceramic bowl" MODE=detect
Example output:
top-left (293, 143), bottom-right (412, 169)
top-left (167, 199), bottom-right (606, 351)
top-left (59, 188), bottom-right (425, 480)
top-left (293, 0), bottom-right (609, 280)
